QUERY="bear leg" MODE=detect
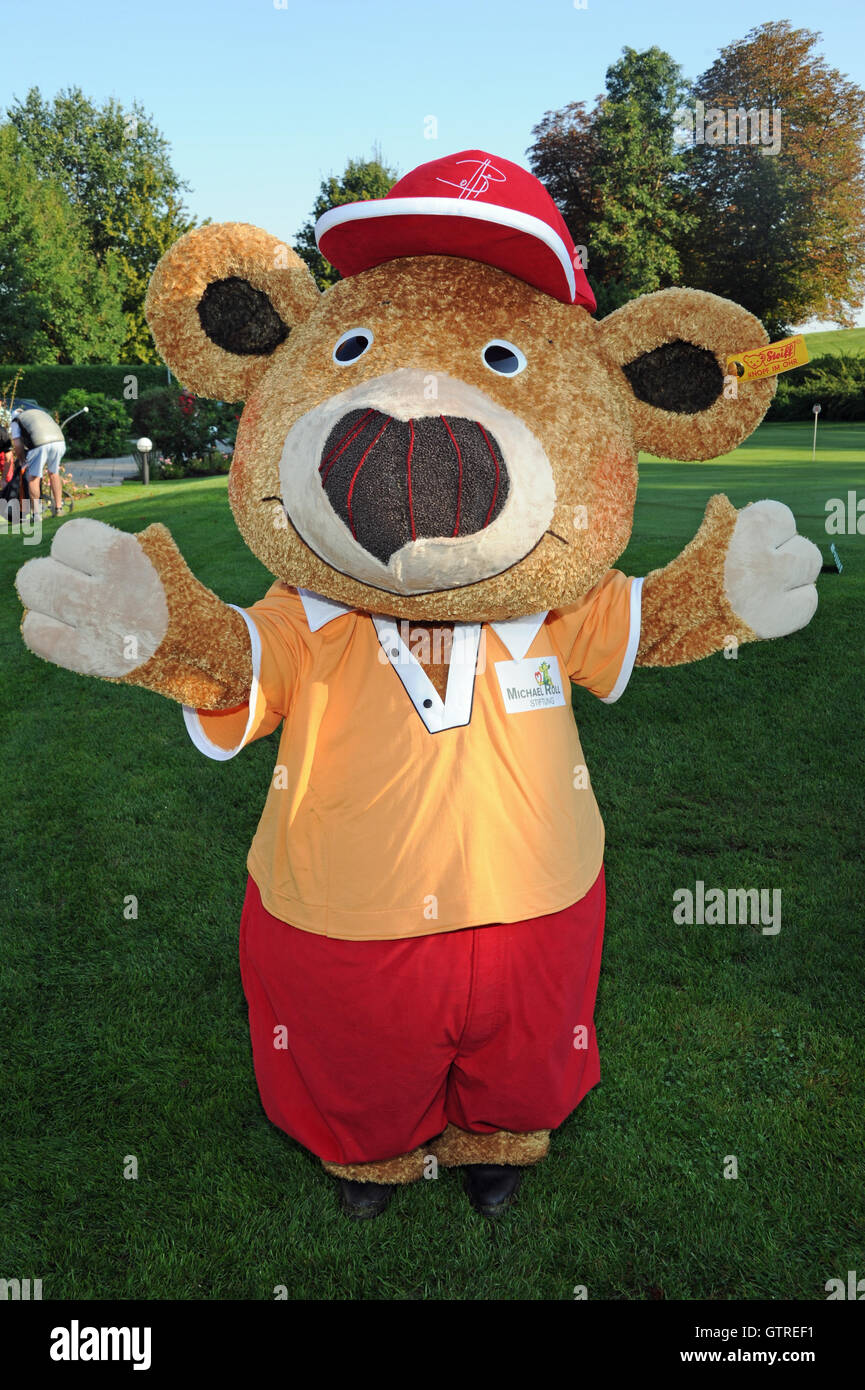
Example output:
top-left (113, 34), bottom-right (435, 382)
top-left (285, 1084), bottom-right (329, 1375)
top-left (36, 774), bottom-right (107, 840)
top-left (429, 1123), bottom-right (550, 1167)
top-left (321, 1146), bottom-right (428, 1184)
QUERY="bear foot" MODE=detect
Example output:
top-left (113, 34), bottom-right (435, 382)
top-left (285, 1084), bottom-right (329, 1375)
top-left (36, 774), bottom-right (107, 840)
top-left (463, 1164), bottom-right (523, 1217)
top-left (337, 1179), bottom-right (394, 1219)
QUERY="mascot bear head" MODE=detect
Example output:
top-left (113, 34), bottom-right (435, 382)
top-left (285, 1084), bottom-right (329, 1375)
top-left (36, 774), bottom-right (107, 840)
top-left (145, 149), bottom-right (774, 622)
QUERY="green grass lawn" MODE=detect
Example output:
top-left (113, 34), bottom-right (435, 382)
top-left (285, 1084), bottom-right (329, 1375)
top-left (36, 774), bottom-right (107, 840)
top-left (2, 422), bottom-right (863, 1300)
top-left (801, 325), bottom-right (865, 358)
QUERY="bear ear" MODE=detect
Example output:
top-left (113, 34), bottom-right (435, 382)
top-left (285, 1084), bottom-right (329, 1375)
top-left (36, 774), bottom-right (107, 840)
top-left (145, 223), bottom-right (320, 401)
top-left (599, 288), bottom-right (775, 461)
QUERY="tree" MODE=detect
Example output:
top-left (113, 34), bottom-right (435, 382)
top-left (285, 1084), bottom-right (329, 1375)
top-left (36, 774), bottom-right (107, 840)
top-left (295, 151), bottom-right (398, 290)
top-left (676, 22), bottom-right (865, 335)
top-left (8, 87), bottom-right (195, 361)
top-left (0, 123), bottom-right (126, 364)
top-left (528, 48), bottom-right (695, 314)
top-left (56, 388), bottom-right (132, 458)
top-left (527, 101), bottom-right (602, 250)
top-left (591, 48), bottom-right (696, 311)
top-left (130, 388), bottom-right (237, 466)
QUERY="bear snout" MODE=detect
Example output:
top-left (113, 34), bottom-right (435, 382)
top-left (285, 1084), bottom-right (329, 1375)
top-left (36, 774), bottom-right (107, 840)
top-left (318, 409), bottom-right (510, 564)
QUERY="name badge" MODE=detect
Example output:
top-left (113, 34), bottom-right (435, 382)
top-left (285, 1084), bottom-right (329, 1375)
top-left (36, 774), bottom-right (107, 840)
top-left (495, 655), bottom-right (567, 714)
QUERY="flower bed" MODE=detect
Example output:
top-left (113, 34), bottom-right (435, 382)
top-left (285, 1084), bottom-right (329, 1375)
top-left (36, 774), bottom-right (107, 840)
top-left (155, 452), bottom-right (232, 480)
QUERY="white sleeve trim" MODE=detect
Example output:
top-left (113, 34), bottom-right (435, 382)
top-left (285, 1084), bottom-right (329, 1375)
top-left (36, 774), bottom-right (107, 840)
top-left (600, 577), bottom-right (643, 705)
top-left (182, 605), bottom-right (261, 761)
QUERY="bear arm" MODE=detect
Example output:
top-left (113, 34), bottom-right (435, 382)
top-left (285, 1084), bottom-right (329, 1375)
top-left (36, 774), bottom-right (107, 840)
top-left (636, 494), bottom-right (757, 667)
top-left (118, 523), bottom-right (253, 709)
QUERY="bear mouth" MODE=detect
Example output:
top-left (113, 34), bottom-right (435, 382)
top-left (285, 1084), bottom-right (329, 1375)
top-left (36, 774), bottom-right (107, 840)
top-left (317, 409), bottom-right (510, 564)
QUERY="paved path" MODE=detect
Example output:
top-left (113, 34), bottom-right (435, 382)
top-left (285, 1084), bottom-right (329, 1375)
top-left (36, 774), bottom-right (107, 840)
top-left (65, 442), bottom-right (232, 487)
top-left (65, 456), bottom-right (139, 487)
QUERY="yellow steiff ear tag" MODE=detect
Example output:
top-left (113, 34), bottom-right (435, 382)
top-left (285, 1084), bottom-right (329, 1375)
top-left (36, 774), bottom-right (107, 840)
top-left (727, 334), bottom-right (809, 382)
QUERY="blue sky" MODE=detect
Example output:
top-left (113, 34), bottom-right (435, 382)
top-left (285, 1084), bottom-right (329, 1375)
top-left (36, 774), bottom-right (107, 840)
top-left (6, 0), bottom-right (865, 326)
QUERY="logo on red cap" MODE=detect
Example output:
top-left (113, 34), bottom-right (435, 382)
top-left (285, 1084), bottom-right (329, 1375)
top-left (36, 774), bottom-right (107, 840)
top-left (315, 149), bottom-right (595, 312)
top-left (435, 156), bottom-right (508, 200)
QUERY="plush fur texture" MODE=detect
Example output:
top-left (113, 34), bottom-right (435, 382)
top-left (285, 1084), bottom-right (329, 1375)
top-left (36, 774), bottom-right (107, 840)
top-left (638, 495), bottom-right (758, 665)
top-left (639, 495), bottom-right (822, 664)
top-left (429, 1123), bottom-right (550, 1167)
top-left (321, 1125), bottom-right (550, 1185)
top-left (406, 621), bottom-right (452, 699)
top-left (144, 222), bottom-right (319, 403)
top-left (322, 1149), bottom-right (428, 1184)
top-left (145, 234), bottom-right (779, 626)
top-left (227, 257), bottom-right (634, 620)
top-left (123, 524), bottom-right (252, 707)
top-left (14, 211), bottom-right (821, 1190)
top-left (602, 287), bottom-right (776, 462)
top-left (275, 366), bottom-right (556, 598)
top-left (16, 518), bottom-right (169, 678)
top-left (622, 339), bottom-right (724, 415)
top-left (19, 229), bottom-right (804, 700)
top-left (16, 518), bottom-right (252, 706)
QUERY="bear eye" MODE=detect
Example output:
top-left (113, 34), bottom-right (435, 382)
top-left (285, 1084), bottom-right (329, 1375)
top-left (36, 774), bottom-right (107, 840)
top-left (333, 328), bottom-right (374, 365)
top-left (482, 340), bottom-right (527, 376)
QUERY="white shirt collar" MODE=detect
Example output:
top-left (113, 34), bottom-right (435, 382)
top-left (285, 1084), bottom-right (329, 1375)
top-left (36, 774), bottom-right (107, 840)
top-left (295, 587), bottom-right (547, 662)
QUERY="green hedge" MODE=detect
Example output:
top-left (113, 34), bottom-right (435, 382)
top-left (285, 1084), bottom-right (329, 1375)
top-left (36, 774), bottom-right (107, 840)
top-left (0, 365), bottom-right (172, 412)
top-left (765, 352), bottom-right (865, 421)
top-left (56, 389), bottom-right (135, 461)
top-left (6, 355), bottom-right (863, 422)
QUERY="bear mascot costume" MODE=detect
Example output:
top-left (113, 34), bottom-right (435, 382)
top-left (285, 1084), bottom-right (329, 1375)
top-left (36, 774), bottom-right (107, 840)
top-left (16, 150), bottom-right (820, 1218)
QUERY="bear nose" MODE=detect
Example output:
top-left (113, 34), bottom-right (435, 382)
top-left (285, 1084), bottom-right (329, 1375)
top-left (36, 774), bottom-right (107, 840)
top-left (318, 409), bottom-right (510, 564)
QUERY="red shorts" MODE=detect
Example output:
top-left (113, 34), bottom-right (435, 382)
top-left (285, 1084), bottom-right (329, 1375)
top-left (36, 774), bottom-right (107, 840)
top-left (238, 868), bottom-right (606, 1165)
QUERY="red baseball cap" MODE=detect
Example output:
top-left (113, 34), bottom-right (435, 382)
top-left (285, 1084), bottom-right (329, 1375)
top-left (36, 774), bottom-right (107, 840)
top-left (315, 149), bottom-right (595, 312)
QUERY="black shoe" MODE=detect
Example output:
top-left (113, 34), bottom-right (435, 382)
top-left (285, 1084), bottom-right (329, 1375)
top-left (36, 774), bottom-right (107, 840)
top-left (338, 1179), bottom-right (394, 1219)
top-left (463, 1164), bottom-right (523, 1216)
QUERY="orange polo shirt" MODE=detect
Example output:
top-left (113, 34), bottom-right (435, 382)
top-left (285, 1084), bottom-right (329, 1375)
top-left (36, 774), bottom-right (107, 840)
top-left (183, 572), bottom-right (642, 940)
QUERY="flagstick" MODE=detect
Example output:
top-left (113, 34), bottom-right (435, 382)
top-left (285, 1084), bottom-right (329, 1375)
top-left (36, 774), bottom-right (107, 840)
top-left (812, 403), bottom-right (822, 461)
